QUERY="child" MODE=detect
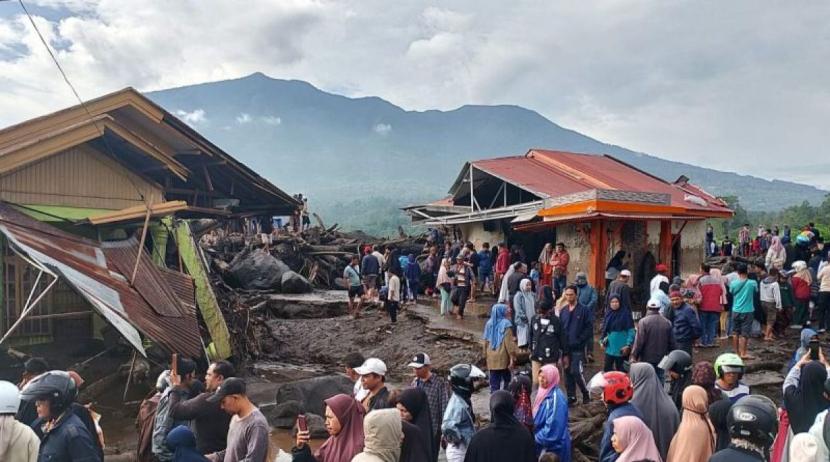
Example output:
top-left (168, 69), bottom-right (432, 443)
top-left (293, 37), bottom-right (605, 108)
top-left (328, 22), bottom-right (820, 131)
top-left (760, 268), bottom-right (782, 341)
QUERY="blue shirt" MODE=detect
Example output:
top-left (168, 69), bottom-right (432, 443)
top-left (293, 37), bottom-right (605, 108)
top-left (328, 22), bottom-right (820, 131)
top-left (730, 278), bottom-right (759, 314)
top-left (560, 303), bottom-right (594, 350)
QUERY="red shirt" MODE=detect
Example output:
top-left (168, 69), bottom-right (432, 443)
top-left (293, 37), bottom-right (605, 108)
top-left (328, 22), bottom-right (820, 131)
top-left (551, 251), bottom-right (570, 275)
top-left (495, 249), bottom-right (510, 274)
top-left (792, 276), bottom-right (811, 301)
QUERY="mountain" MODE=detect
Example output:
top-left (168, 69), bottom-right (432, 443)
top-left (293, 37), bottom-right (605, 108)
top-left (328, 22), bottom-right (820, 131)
top-left (147, 73), bottom-right (827, 234)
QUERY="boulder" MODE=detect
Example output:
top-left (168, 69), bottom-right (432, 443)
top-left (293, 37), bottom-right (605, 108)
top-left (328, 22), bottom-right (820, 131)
top-left (265, 400), bottom-right (304, 428)
top-left (281, 271), bottom-right (313, 294)
top-left (228, 248), bottom-right (291, 290)
top-left (306, 413), bottom-right (328, 438)
top-left (274, 375), bottom-right (354, 418)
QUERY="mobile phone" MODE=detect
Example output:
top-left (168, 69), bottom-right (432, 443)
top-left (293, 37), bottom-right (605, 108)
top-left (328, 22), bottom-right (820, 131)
top-left (297, 414), bottom-right (308, 432)
top-left (810, 341), bottom-right (820, 360)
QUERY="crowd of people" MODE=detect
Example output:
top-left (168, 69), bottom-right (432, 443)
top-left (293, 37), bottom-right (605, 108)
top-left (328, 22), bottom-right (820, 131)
top-left (2, 220), bottom-right (829, 462)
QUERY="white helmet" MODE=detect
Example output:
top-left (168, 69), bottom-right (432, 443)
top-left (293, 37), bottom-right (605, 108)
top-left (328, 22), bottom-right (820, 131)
top-left (0, 380), bottom-right (21, 414)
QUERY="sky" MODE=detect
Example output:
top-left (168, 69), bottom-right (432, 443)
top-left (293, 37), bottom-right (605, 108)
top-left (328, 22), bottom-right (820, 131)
top-left (1, 0), bottom-right (829, 189)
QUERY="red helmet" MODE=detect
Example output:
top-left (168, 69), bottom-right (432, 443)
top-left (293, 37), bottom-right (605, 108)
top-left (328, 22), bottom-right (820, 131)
top-left (602, 371), bottom-right (633, 405)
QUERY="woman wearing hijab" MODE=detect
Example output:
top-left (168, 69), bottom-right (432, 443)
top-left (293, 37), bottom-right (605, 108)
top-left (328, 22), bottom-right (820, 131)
top-left (783, 353), bottom-right (830, 434)
top-left (436, 259), bottom-right (453, 317)
top-left (788, 328), bottom-right (818, 371)
top-left (508, 375), bottom-right (534, 433)
top-left (629, 362), bottom-right (679, 461)
top-left (667, 385), bottom-right (715, 462)
top-left (395, 388), bottom-right (433, 462)
top-left (611, 415), bottom-right (662, 462)
top-left (483, 303), bottom-right (519, 392)
top-left (532, 365), bottom-right (570, 461)
top-left (708, 268), bottom-right (730, 338)
top-left (790, 433), bottom-right (822, 462)
top-left (707, 399), bottom-right (733, 452)
top-left (605, 250), bottom-right (627, 289)
top-left (690, 361), bottom-right (724, 405)
top-left (166, 426), bottom-right (208, 462)
top-left (513, 279), bottom-right (535, 348)
top-left (463, 391), bottom-right (535, 462)
top-left (293, 394), bottom-right (365, 462)
top-left (766, 236), bottom-right (787, 271)
top-left (498, 264), bottom-right (516, 304)
top-left (539, 243), bottom-right (554, 290)
top-left (352, 409), bottom-right (403, 462)
top-left (601, 295), bottom-right (635, 372)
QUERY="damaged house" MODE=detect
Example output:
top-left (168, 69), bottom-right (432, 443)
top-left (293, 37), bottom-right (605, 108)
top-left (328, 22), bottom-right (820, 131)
top-left (0, 88), bottom-right (298, 366)
top-left (406, 149), bottom-right (733, 308)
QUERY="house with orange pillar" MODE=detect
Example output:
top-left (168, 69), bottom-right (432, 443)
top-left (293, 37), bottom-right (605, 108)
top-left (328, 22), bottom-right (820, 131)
top-left (404, 149), bottom-right (733, 309)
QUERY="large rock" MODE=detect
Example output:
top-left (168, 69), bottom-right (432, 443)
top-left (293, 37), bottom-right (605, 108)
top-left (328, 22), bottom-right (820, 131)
top-left (281, 271), bottom-right (313, 294)
top-left (228, 248), bottom-right (291, 290)
top-left (275, 375), bottom-right (354, 418)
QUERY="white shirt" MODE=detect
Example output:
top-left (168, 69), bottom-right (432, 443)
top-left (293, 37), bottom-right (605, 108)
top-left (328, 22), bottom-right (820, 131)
top-left (388, 275), bottom-right (401, 302)
top-left (372, 251), bottom-right (385, 269)
top-left (353, 379), bottom-right (369, 402)
top-left (818, 265), bottom-right (830, 293)
top-left (650, 274), bottom-right (669, 297)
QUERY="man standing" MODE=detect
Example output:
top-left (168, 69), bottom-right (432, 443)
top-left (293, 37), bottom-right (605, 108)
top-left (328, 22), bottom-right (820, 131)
top-left (705, 223), bottom-right (714, 257)
top-left (387, 268), bottom-right (401, 323)
top-left (528, 301), bottom-right (566, 385)
top-left (355, 358), bottom-right (390, 412)
top-left (697, 264), bottom-right (725, 347)
top-left (559, 285), bottom-right (593, 405)
top-left (477, 243), bottom-right (493, 295)
top-left (608, 270), bottom-right (634, 314)
top-left (506, 262), bottom-right (526, 304)
top-left (550, 242), bottom-right (570, 298)
top-left (632, 299), bottom-right (676, 382)
top-left (575, 272), bottom-right (598, 362)
top-left (169, 360), bottom-right (235, 455)
top-left (494, 243), bottom-right (510, 298)
top-left (344, 255), bottom-right (364, 318)
top-left (15, 357), bottom-right (49, 426)
top-left (670, 291), bottom-right (702, 357)
top-left (206, 378), bottom-right (269, 462)
top-left (650, 264), bottom-right (670, 297)
top-left (738, 224), bottom-right (751, 257)
top-left (729, 263), bottom-right (758, 359)
top-left (409, 353), bottom-right (449, 462)
top-left (361, 246), bottom-right (380, 302)
top-left (343, 352), bottom-right (369, 402)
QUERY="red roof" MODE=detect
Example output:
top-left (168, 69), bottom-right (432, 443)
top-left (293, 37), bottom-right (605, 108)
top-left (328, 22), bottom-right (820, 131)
top-left (470, 149), bottom-right (732, 215)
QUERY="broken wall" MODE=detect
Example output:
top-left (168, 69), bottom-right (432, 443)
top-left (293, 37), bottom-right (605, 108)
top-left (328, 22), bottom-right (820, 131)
top-left (458, 222), bottom-right (505, 249)
top-left (676, 220), bottom-right (706, 279)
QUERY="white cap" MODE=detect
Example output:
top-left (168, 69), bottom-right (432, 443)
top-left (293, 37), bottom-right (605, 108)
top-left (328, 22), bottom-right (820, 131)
top-left (407, 353), bottom-right (431, 368)
top-left (620, 269), bottom-right (632, 277)
top-left (354, 358), bottom-right (387, 376)
top-left (647, 298), bottom-right (661, 309)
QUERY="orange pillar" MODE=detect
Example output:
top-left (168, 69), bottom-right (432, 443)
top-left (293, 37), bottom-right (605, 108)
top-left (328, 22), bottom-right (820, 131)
top-left (659, 220), bottom-right (673, 276)
top-left (590, 220), bottom-right (607, 290)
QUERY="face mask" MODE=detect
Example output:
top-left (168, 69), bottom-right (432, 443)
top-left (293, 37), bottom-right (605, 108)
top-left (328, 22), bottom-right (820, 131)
top-left (577, 281), bottom-right (586, 287)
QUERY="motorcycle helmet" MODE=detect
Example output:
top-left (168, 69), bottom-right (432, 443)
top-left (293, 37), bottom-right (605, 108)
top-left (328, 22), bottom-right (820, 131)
top-left (602, 371), bottom-right (633, 406)
top-left (727, 395), bottom-right (778, 447)
top-left (714, 353), bottom-right (745, 380)
top-left (19, 370), bottom-right (76, 416)
top-left (449, 364), bottom-right (482, 397)
top-left (0, 380), bottom-right (21, 414)
top-left (658, 350), bottom-right (693, 376)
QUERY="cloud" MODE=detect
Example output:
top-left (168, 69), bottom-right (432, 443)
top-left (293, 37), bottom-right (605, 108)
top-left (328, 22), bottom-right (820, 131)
top-left (1, 1), bottom-right (829, 189)
top-left (261, 115), bottom-right (282, 126)
top-left (373, 123), bottom-right (391, 135)
top-left (235, 113), bottom-right (252, 124)
top-left (174, 108), bottom-right (206, 125)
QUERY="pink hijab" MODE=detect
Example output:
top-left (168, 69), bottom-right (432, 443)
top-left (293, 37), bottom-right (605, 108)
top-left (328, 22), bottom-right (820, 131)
top-left (709, 268), bottom-right (729, 305)
top-left (315, 394), bottom-right (365, 462)
top-left (613, 415), bottom-right (662, 462)
top-left (533, 364), bottom-right (560, 416)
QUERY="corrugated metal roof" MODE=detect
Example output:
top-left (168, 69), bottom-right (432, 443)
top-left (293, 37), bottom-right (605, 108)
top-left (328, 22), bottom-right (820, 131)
top-left (0, 202), bottom-right (202, 358)
top-left (470, 150), bottom-right (732, 215)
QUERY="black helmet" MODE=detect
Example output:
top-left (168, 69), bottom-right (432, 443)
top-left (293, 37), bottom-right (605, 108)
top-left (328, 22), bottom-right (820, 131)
top-left (449, 364), bottom-right (484, 397)
top-left (20, 370), bottom-right (76, 416)
top-left (727, 395), bottom-right (778, 447)
top-left (658, 350), bottom-right (693, 375)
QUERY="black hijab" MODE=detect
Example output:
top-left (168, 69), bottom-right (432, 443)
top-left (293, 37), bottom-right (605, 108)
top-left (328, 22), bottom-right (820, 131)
top-left (463, 391), bottom-right (535, 462)
top-left (400, 421), bottom-right (430, 462)
top-left (784, 361), bottom-right (830, 433)
top-left (708, 399), bottom-right (733, 452)
top-left (399, 388), bottom-right (435, 461)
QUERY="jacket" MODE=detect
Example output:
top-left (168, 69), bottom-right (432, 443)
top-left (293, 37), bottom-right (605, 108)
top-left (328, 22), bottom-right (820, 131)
top-left (484, 327), bottom-right (520, 370)
top-left (559, 303), bottom-right (593, 351)
top-left (137, 392), bottom-right (161, 462)
top-left (477, 250), bottom-right (493, 273)
top-left (441, 394), bottom-right (475, 445)
top-left (550, 251), bottom-right (570, 276)
top-left (632, 311), bottom-right (676, 365)
top-left (698, 274), bottom-right (724, 312)
top-left (576, 284), bottom-right (598, 311)
top-left (495, 250), bottom-right (510, 274)
top-left (529, 313), bottom-right (567, 363)
top-left (533, 387), bottom-right (571, 461)
top-left (792, 276), bottom-right (811, 301)
top-left (365, 387), bottom-right (390, 413)
top-left (0, 415), bottom-right (39, 462)
top-left (599, 404), bottom-right (644, 462)
top-left (672, 304), bottom-right (702, 343)
top-left (168, 391), bottom-right (232, 454)
top-left (152, 387), bottom-right (191, 461)
top-left (36, 412), bottom-right (101, 462)
top-left (361, 254), bottom-right (380, 275)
